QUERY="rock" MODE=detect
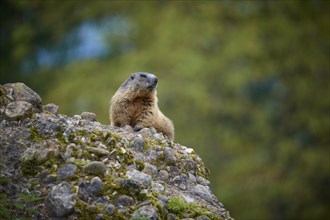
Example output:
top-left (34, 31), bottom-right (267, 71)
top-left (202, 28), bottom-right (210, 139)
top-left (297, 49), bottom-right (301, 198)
top-left (143, 163), bottom-right (158, 177)
top-left (47, 182), bottom-right (76, 217)
top-left (96, 213), bottom-right (103, 220)
top-left (58, 164), bottom-right (77, 179)
top-left (2, 83), bottom-right (42, 110)
top-left (179, 183), bottom-right (187, 190)
top-left (83, 161), bottom-right (107, 176)
top-left (129, 136), bottom-right (145, 152)
top-left (37, 148), bottom-right (51, 162)
top-left (183, 159), bottom-right (198, 170)
top-left (0, 82), bottom-right (233, 220)
top-left (117, 207), bottom-right (130, 217)
top-left (37, 170), bottom-right (50, 179)
top-left (103, 204), bottom-right (116, 215)
top-left (136, 200), bottom-right (151, 207)
top-left (196, 176), bottom-right (210, 186)
top-left (188, 173), bottom-right (196, 183)
top-left (173, 175), bottom-right (182, 184)
top-left (153, 133), bottom-right (164, 140)
top-left (43, 103), bottom-right (59, 114)
top-left (88, 176), bottom-right (103, 193)
top-left (167, 213), bottom-right (177, 220)
top-left (152, 182), bottom-right (164, 193)
top-left (21, 147), bottom-right (51, 164)
top-left (63, 126), bottom-right (74, 140)
top-left (156, 200), bottom-right (168, 219)
top-left (86, 204), bottom-right (98, 212)
top-left (115, 195), bottom-right (135, 207)
top-left (131, 205), bottom-right (158, 220)
top-left (43, 175), bottom-right (57, 183)
top-left (21, 148), bottom-right (37, 163)
top-left (87, 146), bottom-right (109, 156)
top-left (116, 179), bottom-right (143, 195)
top-left (45, 140), bottom-right (61, 157)
top-left (158, 170), bottom-right (169, 181)
top-left (126, 169), bottom-right (152, 188)
top-left (182, 195), bottom-right (195, 203)
top-left (0, 86), bottom-right (10, 106)
top-left (138, 128), bottom-right (154, 139)
top-left (146, 149), bottom-right (158, 161)
top-left (164, 148), bottom-right (177, 164)
top-left (158, 195), bottom-right (169, 203)
top-left (196, 215), bottom-right (211, 220)
top-left (190, 184), bottom-right (213, 203)
top-left (184, 148), bottom-right (194, 154)
top-left (65, 143), bottom-right (79, 159)
top-left (5, 101), bottom-right (33, 120)
top-left (72, 114), bottom-right (82, 123)
top-left (81, 112), bottom-right (97, 121)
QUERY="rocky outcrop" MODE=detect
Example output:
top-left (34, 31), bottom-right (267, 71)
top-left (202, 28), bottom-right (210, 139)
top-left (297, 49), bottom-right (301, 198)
top-left (0, 83), bottom-right (232, 219)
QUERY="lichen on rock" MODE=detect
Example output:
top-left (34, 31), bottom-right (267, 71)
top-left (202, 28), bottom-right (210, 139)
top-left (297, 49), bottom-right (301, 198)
top-left (0, 82), bottom-right (232, 219)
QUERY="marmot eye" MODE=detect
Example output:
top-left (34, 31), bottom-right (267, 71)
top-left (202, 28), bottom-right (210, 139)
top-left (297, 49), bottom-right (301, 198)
top-left (130, 75), bottom-right (135, 80)
top-left (140, 74), bottom-right (147, 78)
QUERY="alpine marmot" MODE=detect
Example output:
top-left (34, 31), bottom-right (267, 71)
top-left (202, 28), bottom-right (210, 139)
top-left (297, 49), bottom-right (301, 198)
top-left (109, 72), bottom-right (174, 141)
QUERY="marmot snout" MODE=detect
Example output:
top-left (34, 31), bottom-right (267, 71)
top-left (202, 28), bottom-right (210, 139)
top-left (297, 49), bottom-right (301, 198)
top-left (110, 72), bottom-right (175, 141)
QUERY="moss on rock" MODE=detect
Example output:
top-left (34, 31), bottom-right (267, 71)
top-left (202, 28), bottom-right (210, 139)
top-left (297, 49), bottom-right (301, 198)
top-left (0, 83), bottom-right (232, 220)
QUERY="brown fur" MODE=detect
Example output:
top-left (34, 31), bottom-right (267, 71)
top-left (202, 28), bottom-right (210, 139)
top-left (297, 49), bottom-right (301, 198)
top-left (110, 72), bottom-right (174, 141)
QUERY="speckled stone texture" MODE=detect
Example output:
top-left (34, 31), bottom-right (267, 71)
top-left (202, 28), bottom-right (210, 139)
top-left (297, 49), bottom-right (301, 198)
top-left (0, 83), bottom-right (232, 219)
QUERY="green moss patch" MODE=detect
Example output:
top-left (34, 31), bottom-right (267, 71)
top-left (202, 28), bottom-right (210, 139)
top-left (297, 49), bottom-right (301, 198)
top-left (167, 196), bottom-right (221, 219)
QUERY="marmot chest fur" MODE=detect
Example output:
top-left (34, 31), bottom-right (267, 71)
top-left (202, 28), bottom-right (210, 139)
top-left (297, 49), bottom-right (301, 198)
top-left (110, 72), bottom-right (174, 141)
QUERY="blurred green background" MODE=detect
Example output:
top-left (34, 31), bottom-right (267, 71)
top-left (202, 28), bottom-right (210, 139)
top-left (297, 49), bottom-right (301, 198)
top-left (1, 1), bottom-right (329, 219)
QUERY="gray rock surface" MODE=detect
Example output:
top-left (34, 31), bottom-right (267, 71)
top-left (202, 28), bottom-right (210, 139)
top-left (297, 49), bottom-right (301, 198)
top-left (143, 162), bottom-right (158, 177)
top-left (83, 161), bottom-right (107, 176)
top-left (1, 82), bottom-right (42, 111)
top-left (158, 170), bottom-right (169, 181)
top-left (116, 178), bottom-right (143, 195)
top-left (103, 203), bottom-right (116, 215)
top-left (191, 184), bottom-right (214, 204)
top-left (43, 103), bottom-right (59, 114)
top-left (87, 146), bottom-right (110, 156)
top-left (81, 111), bottom-right (97, 121)
top-left (47, 181), bottom-right (76, 217)
top-left (129, 136), bottom-right (145, 152)
top-left (152, 182), bottom-right (165, 193)
top-left (0, 82), bottom-right (232, 219)
top-left (58, 164), bottom-right (77, 179)
top-left (126, 169), bottom-right (152, 188)
top-left (5, 101), bottom-right (33, 120)
top-left (131, 205), bottom-right (158, 220)
top-left (115, 195), bottom-right (135, 207)
top-left (87, 176), bottom-right (103, 193)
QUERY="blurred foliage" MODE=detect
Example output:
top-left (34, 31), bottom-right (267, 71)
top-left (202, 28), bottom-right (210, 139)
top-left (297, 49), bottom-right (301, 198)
top-left (1, 1), bottom-right (329, 219)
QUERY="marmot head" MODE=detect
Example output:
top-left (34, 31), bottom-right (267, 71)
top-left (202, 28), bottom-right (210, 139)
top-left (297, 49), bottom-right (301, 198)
top-left (121, 72), bottom-right (158, 96)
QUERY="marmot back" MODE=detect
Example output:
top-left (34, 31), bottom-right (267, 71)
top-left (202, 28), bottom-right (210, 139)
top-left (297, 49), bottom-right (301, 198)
top-left (109, 72), bottom-right (174, 141)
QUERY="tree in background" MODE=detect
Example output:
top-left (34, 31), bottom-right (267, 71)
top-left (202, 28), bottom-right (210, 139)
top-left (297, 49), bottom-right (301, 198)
top-left (1, 1), bottom-right (329, 219)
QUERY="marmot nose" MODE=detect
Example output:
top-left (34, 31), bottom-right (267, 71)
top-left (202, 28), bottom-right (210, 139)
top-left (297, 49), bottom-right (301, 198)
top-left (148, 77), bottom-right (158, 90)
top-left (152, 77), bottom-right (158, 86)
